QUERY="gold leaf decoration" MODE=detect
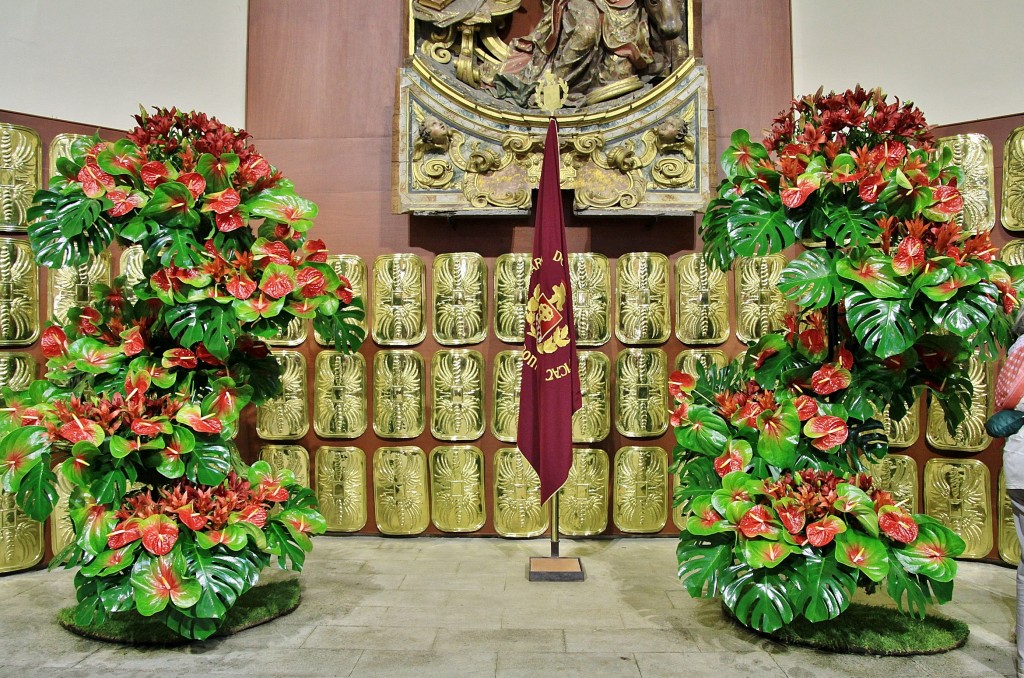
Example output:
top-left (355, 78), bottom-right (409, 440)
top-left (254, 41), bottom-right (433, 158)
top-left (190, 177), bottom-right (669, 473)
top-left (675, 253), bottom-right (728, 344)
top-left (0, 352), bottom-right (34, 392)
top-left (559, 448), bottom-right (609, 536)
top-left (259, 444), bottom-right (310, 488)
top-left (999, 470), bottom-right (1021, 566)
top-left (866, 454), bottom-right (919, 514)
top-left (615, 348), bottom-right (669, 437)
top-left (926, 355), bottom-right (991, 453)
top-left (0, 124), bottom-right (41, 233)
top-left (429, 445), bottom-right (486, 532)
top-left (674, 348), bottom-right (728, 375)
top-left (432, 252), bottom-right (487, 345)
top-left (315, 254), bottom-right (368, 344)
top-left (372, 253), bottom-right (426, 346)
top-left (877, 398), bottom-right (921, 449)
top-left (615, 252), bottom-right (670, 345)
top-left (119, 244), bottom-right (145, 304)
top-left (49, 252), bottom-right (111, 327)
top-left (937, 133), bottom-right (994, 233)
top-left (494, 253), bottom-right (531, 343)
top-left (572, 351), bottom-right (610, 443)
top-left (315, 446), bottom-right (367, 532)
top-left (373, 446), bottom-right (429, 535)
top-left (569, 252), bottom-right (611, 347)
top-left (613, 446), bottom-right (668, 533)
top-left (0, 489), bottom-right (43, 573)
top-left (373, 349), bottom-right (426, 438)
top-left (735, 254), bottom-right (787, 344)
top-left (923, 458), bottom-right (992, 558)
top-left (266, 317), bottom-right (308, 347)
top-left (431, 349), bottom-right (485, 441)
top-left (256, 351), bottom-right (309, 440)
top-left (1004, 126), bottom-right (1024, 232)
top-left (493, 447), bottom-right (548, 537)
top-left (47, 133), bottom-right (87, 181)
top-left (313, 351), bottom-right (367, 439)
top-left (0, 238), bottom-right (37, 347)
top-left (491, 350), bottom-right (523, 442)
top-left (50, 469), bottom-right (75, 555)
top-left (1002, 239), bottom-right (1024, 267)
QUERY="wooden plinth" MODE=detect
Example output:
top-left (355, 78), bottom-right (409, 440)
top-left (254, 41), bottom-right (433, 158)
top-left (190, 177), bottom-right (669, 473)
top-left (528, 557), bottom-right (585, 582)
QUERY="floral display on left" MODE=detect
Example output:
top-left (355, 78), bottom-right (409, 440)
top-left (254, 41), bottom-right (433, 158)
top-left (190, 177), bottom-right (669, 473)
top-left (0, 108), bottom-right (365, 639)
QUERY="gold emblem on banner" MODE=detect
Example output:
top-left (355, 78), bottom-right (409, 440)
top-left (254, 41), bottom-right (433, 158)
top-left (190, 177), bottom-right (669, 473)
top-left (260, 445), bottom-right (310, 488)
top-left (50, 252), bottom-right (111, 326)
top-left (373, 446), bottom-right (430, 535)
top-left (559, 448), bottom-right (609, 536)
top-left (0, 489), bottom-right (43, 573)
top-left (256, 351), bottom-right (309, 440)
top-left (493, 447), bottom-right (548, 538)
top-left (525, 282), bottom-right (570, 354)
top-left (430, 445), bottom-right (486, 532)
top-left (572, 351), bottom-right (610, 443)
top-left (569, 253), bottom-right (611, 347)
top-left (866, 454), bottom-right (918, 514)
top-left (923, 458), bottom-right (992, 558)
top-left (999, 470), bottom-right (1021, 566)
top-left (535, 71), bottom-right (569, 115)
top-left (313, 351), bottom-right (367, 439)
top-left (315, 446), bottom-right (367, 532)
top-left (492, 350), bottom-right (523, 442)
top-left (613, 446), bottom-right (668, 533)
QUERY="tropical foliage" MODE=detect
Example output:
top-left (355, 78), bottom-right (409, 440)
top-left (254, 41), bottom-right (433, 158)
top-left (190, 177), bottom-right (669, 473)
top-left (0, 107), bottom-right (363, 639)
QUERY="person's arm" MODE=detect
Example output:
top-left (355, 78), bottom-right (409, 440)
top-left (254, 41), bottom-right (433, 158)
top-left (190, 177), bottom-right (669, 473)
top-left (996, 336), bottom-right (1024, 410)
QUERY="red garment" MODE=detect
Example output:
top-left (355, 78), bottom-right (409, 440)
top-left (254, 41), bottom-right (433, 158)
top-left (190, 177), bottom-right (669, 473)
top-left (996, 337), bottom-right (1024, 410)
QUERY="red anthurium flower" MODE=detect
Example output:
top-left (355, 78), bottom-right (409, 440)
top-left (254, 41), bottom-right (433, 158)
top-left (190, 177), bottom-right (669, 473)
top-left (58, 419), bottom-right (102, 445)
top-left (238, 505), bottom-right (268, 529)
top-left (296, 267), bottom-right (327, 298)
top-left (302, 239), bottom-right (329, 263)
top-left (202, 187), bottom-right (241, 214)
top-left (238, 155), bottom-right (271, 183)
top-left (177, 172), bottom-right (207, 200)
top-left (780, 178), bottom-right (817, 208)
top-left (836, 347), bottom-right (853, 370)
top-left (732, 400), bottom-right (765, 428)
top-left (738, 505), bottom-right (777, 538)
top-left (792, 395), bottom-right (818, 421)
top-left (930, 185), bottom-right (964, 216)
top-left (335, 279), bottom-right (354, 304)
top-left (669, 401), bottom-right (689, 428)
top-left (254, 240), bottom-right (292, 265)
top-left (162, 348), bottom-right (198, 370)
top-left (799, 327), bottom-right (827, 357)
top-left (77, 160), bottom-right (116, 198)
top-left (77, 307), bottom-right (103, 336)
top-left (804, 416), bottom-right (850, 451)
top-left (262, 268), bottom-right (296, 299)
top-left (879, 509), bottom-right (918, 544)
top-left (131, 419), bottom-right (165, 437)
top-left (698, 505), bottom-right (724, 530)
top-left (195, 344), bottom-right (224, 366)
top-left (139, 515), bottom-right (179, 556)
top-left (810, 364), bottom-right (851, 395)
top-left (120, 326), bottom-right (146, 357)
top-left (260, 480), bottom-right (289, 503)
top-left (668, 371), bottom-right (697, 399)
top-left (858, 173), bottom-right (885, 203)
top-left (806, 517), bottom-right (843, 547)
top-left (107, 520), bottom-right (142, 549)
top-left (140, 161), bottom-right (169, 189)
top-left (216, 209), bottom-right (244, 233)
top-left (107, 189), bottom-right (145, 217)
top-left (226, 270), bottom-right (258, 300)
top-left (713, 449), bottom-right (745, 477)
top-left (892, 236), bottom-right (925, 276)
top-left (775, 503), bottom-right (806, 535)
top-left (173, 505), bottom-right (208, 531)
top-left (40, 325), bottom-right (68, 358)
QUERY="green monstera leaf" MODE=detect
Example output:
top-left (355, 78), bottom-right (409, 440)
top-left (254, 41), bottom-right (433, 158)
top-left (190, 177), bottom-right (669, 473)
top-left (932, 281), bottom-right (998, 338)
top-left (778, 249), bottom-right (850, 309)
top-left (845, 290), bottom-right (924, 358)
top-left (722, 567), bottom-right (796, 634)
top-left (834, 531), bottom-right (889, 582)
top-left (789, 554), bottom-right (857, 623)
top-left (833, 484), bottom-right (879, 536)
top-left (185, 538), bottom-right (262, 622)
top-left (891, 516), bottom-right (965, 582)
top-left (727, 190), bottom-right (797, 258)
top-left (676, 532), bottom-right (735, 598)
top-left (130, 551), bottom-right (202, 617)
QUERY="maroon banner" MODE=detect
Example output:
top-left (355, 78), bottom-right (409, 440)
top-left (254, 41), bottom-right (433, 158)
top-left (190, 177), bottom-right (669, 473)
top-left (517, 119), bottom-right (582, 503)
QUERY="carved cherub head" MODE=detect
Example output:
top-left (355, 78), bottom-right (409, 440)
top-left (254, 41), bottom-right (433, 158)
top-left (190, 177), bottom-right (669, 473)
top-left (418, 116), bottom-right (451, 150)
top-left (655, 116), bottom-right (689, 148)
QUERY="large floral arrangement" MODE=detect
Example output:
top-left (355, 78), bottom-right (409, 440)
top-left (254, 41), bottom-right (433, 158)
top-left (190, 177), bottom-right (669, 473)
top-left (0, 108), bottom-right (364, 639)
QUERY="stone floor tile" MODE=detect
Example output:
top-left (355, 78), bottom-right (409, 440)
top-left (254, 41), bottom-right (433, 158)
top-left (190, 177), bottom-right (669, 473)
top-left (302, 625), bottom-right (437, 652)
top-left (209, 648), bottom-right (362, 676)
top-left (503, 606), bottom-right (625, 630)
top-left (495, 651), bottom-right (641, 677)
top-left (634, 651), bottom-right (787, 678)
top-left (433, 628), bottom-right (566, 653)
top-left (564, 628), bottom-right (697, 654)
top-left (351, 650), bottom-right (497, 678)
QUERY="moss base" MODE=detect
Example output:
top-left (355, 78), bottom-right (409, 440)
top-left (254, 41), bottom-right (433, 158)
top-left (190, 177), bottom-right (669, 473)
top-left (57, 578), bottom-right (301, 646)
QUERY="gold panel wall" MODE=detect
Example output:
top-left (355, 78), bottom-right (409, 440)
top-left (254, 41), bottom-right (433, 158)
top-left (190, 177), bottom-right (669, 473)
top-left (0, 123), bottom-right (41, 233)
top-left (48, 133), bottom-right (87, 180)
top-left (259, 444), bottom-right (310, 488)
top-left (373, 349), bottom-right (426, 438)
top-left (675, 253), bottom-right (729, 345)
top-left (429, 445), bottom-right (486, 532)
top-left (926, 355), bottom-right (991, 454)
top-left (493, 253), bottom-right (530, 344)
top-left (570, 253), bottom-right (611, 347)
top-left (372, 253), bottom-right (426, 346)
top-left (313, 351), bottom-right (367, 439)
top-left (373, 446), bottom-right (430, 535)
top-left (572, 351), bottom-right (610, 443)
top-left (0, 238), bottom-right (38, 347)
top-left (878, 399), bottom-right (921, 449)
top-left (0, 490), bottom-right (44, 573)
top-left (491, 350), bottom-right (523, 442)
top-left (613, 446), bottom-right (668, 533)
top-left (493, 447), bottom-right (548, 537)
top-left (0, 352), bottom-right (35, 392)
top-left (936, 133), bottom-right (994, 233)
top-left (49, 252), bottom-right (111, 326)
top-left (559, 448), bottom-right (609, 536)
top-left (119, 244), bottom-right (145, 303)
top-left (923, 458), bottom-right (992, 559)
top-left (615, 252), bottom-right (670, 345)
top-left (431, 349), bottom-right (485, 441)
top-left (50, 469), bottom-right (75, 555)
top-left (316, 254), bottom-right (368, 343)
top-left (1003, 239), bottom-right (1024, 267)
top-left (735, 254), bottom-right (787, 344)
top-left (999, 471), bottom-right (1021, 567)
top-left (315, 446), bottom-right (367, 532)
top-left (615, 348), bottom-right (669, 437)
top-left (266, 317), bottom-right (308, 347)
top-left (256, 351), bottom-right (309, 440)
top-left (432, 252), bottom-right (487, 345)
top-left (866, 454), bottom-right (919, 514)
top-left (674, 348), bottom-right (729, 374)
top-left (1003, 125), bottom-right (1024, 232)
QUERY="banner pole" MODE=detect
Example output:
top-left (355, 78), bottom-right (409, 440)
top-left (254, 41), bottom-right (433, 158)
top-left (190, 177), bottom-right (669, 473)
top-left (551, 491), bottom-right (560, 558)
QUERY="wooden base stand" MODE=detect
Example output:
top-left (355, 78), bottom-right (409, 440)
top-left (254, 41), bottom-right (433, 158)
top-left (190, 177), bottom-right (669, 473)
top-left (528, 556), bottom-right (585, 582)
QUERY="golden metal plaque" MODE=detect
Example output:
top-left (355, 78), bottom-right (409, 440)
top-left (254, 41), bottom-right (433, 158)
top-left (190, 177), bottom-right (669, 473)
top-left (615, 252), bottom-right (670, 345)
top-left (1002, 239), bottom-right (1024, 267)
top-left (313, 351), bottom-right (367, 439)
top-left (615, 348), bottom-right (669, 437)
top-left (570, 252), bottom-right (611, 347)
top-left (373, 446), bottom-right (430, 535)
top-left (432, 252), bottom-right (487, 345)
top-left (266, 317), bottom-right (307, 347)
top-left (315, 254), bottom-right (368, 344)
top-left (494, 253), bottom-right (530, 343)
top-left (866, 454), bottom-right (919, 514)
top-left (372, 253), bottom-right (426, 346)
top-left (0, 352), bottom-right (34, 392)
top-left (735, 254), bottom-right (788, 344)
top-left (315, 446), bottom-right (367, 532)
top-left (259, 444), bottom-right (310, 488)
top-left (119, 244), bottom-right (145, 304)
top-left (50, 468), bottom-right (75, 555)
top-left (47, 133), bottom-right (87, 181)
top-left (613, 446), bottom-right (668, 533)
top-left (491, 349), bottom-right (523, 442)
top-left (937, 133), bottom-right (995, 234)
top-left (49, 252), bottom-right (111, 327)
top-left (675, 252), bottom-right (729, 345)
top-left (877, 398), bottom-right (921, 449)
top-left (573, 350), bottom-right (610, 443)
top-left (559, 448), bottom-right (609, 536)
top-left (999, 470), bottom-right (1021, 566)
top-left (431, 349), bottom-right (485, 441)
top-left (256, 351), bottom-right (309, 440)
top-left (926, 355), bottom-right (991, 453)
top-left (672, 471), bottom-right (686, 530)
top-left (674, 348), bottom-right (729, 374)
top-left (373, 349), bottom-right (426, 438)
top-left (493, 447), bottom-right (548, 537)
top-left (0, 489), bottom-right (44, 573)
top-left (429, 445), bottom-right (486, 532)
top-left (0, 238), bottom-right (38, 347)
top-left (1003, 126), bottom-right (1024, 232)
top-left (0, 124), bottom-right (41, 233)
top-left (923, 458), bottom-right (992, 558)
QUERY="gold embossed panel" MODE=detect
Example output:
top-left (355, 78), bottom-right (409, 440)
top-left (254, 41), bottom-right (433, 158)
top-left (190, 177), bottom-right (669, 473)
top-left (431, 349), bottom-right (485, 441)
top-left (0, 352), bottom-right (34, 392)
top-left (491, 350), bottom-right (523, 442)
top-left (50, 469), bottom-right (75, 555)
top-left (923, 458), bottom-right (992, 558)
top-left (613, 446), bottom-right (668, 533)
top-left (570, 253), bottom-right (611, 347)
top-left (256, 351), bottom-right (309, 440)
top-left (866, 454), bottom-right (919, 514)
top-left (315, 254), bottom-right (368, 344)
top-left (1002, 239), bottom-right (1024, 267)
top-left (373, 349), bottom-right (426, 439)
top-left (999, 471), bottom-right (1021, 566)
top-left (616, 348), bottom-right (669, 437)
top-left (926, 355), bottom-right (991, 454)
top-left (1003, 126), bottom-right (1024, 232)
top-left (0, 238), bottom-right (38, 347)
top-left (259, 444), bottom-right (310, 488)
top-left (372, 253), bottom-right (426, 346)
top-left (674, 348), bottom-right (729, 375)
top-left (878, 399), bottom-right (921, 449)
top-left (573, 351), bottom-right (610, 443)
top-left (433, 252), bottom-right (487, 345)
top-left (937, 133), bottom-right (995, 234)
top-left (0, 489), bottom-right (44, 573)
top-left (50, 252), bottom-right (111, 327)
top-left (119, 244), bottom-right (145, 303)
top-left (266, 317), bottom-right (308, 347)
top-left (0, 124), bottom-right (41, 233)
top-left (313, 351), bottom-right (367, 439)
top-left (735, 254), bottom-right (787, 344)
top-left (675, 253), bottom-right (729, 345)
top-left (429, 445), bottom-right (486, 532)
top-left (493, 447), bottom-right (548, 538)
top-left (559, 448), bottom-right (609, 536)
top-left (47, 133), bottom-right (87, 181)
top-left (615, 252), bottom-right (670, 345)
top-left (373, 446), bottom-right (430, 535)
top-left (315, 446), bottom-right (367, 532)
top-left (494, 253), bottom-right (530, 343)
